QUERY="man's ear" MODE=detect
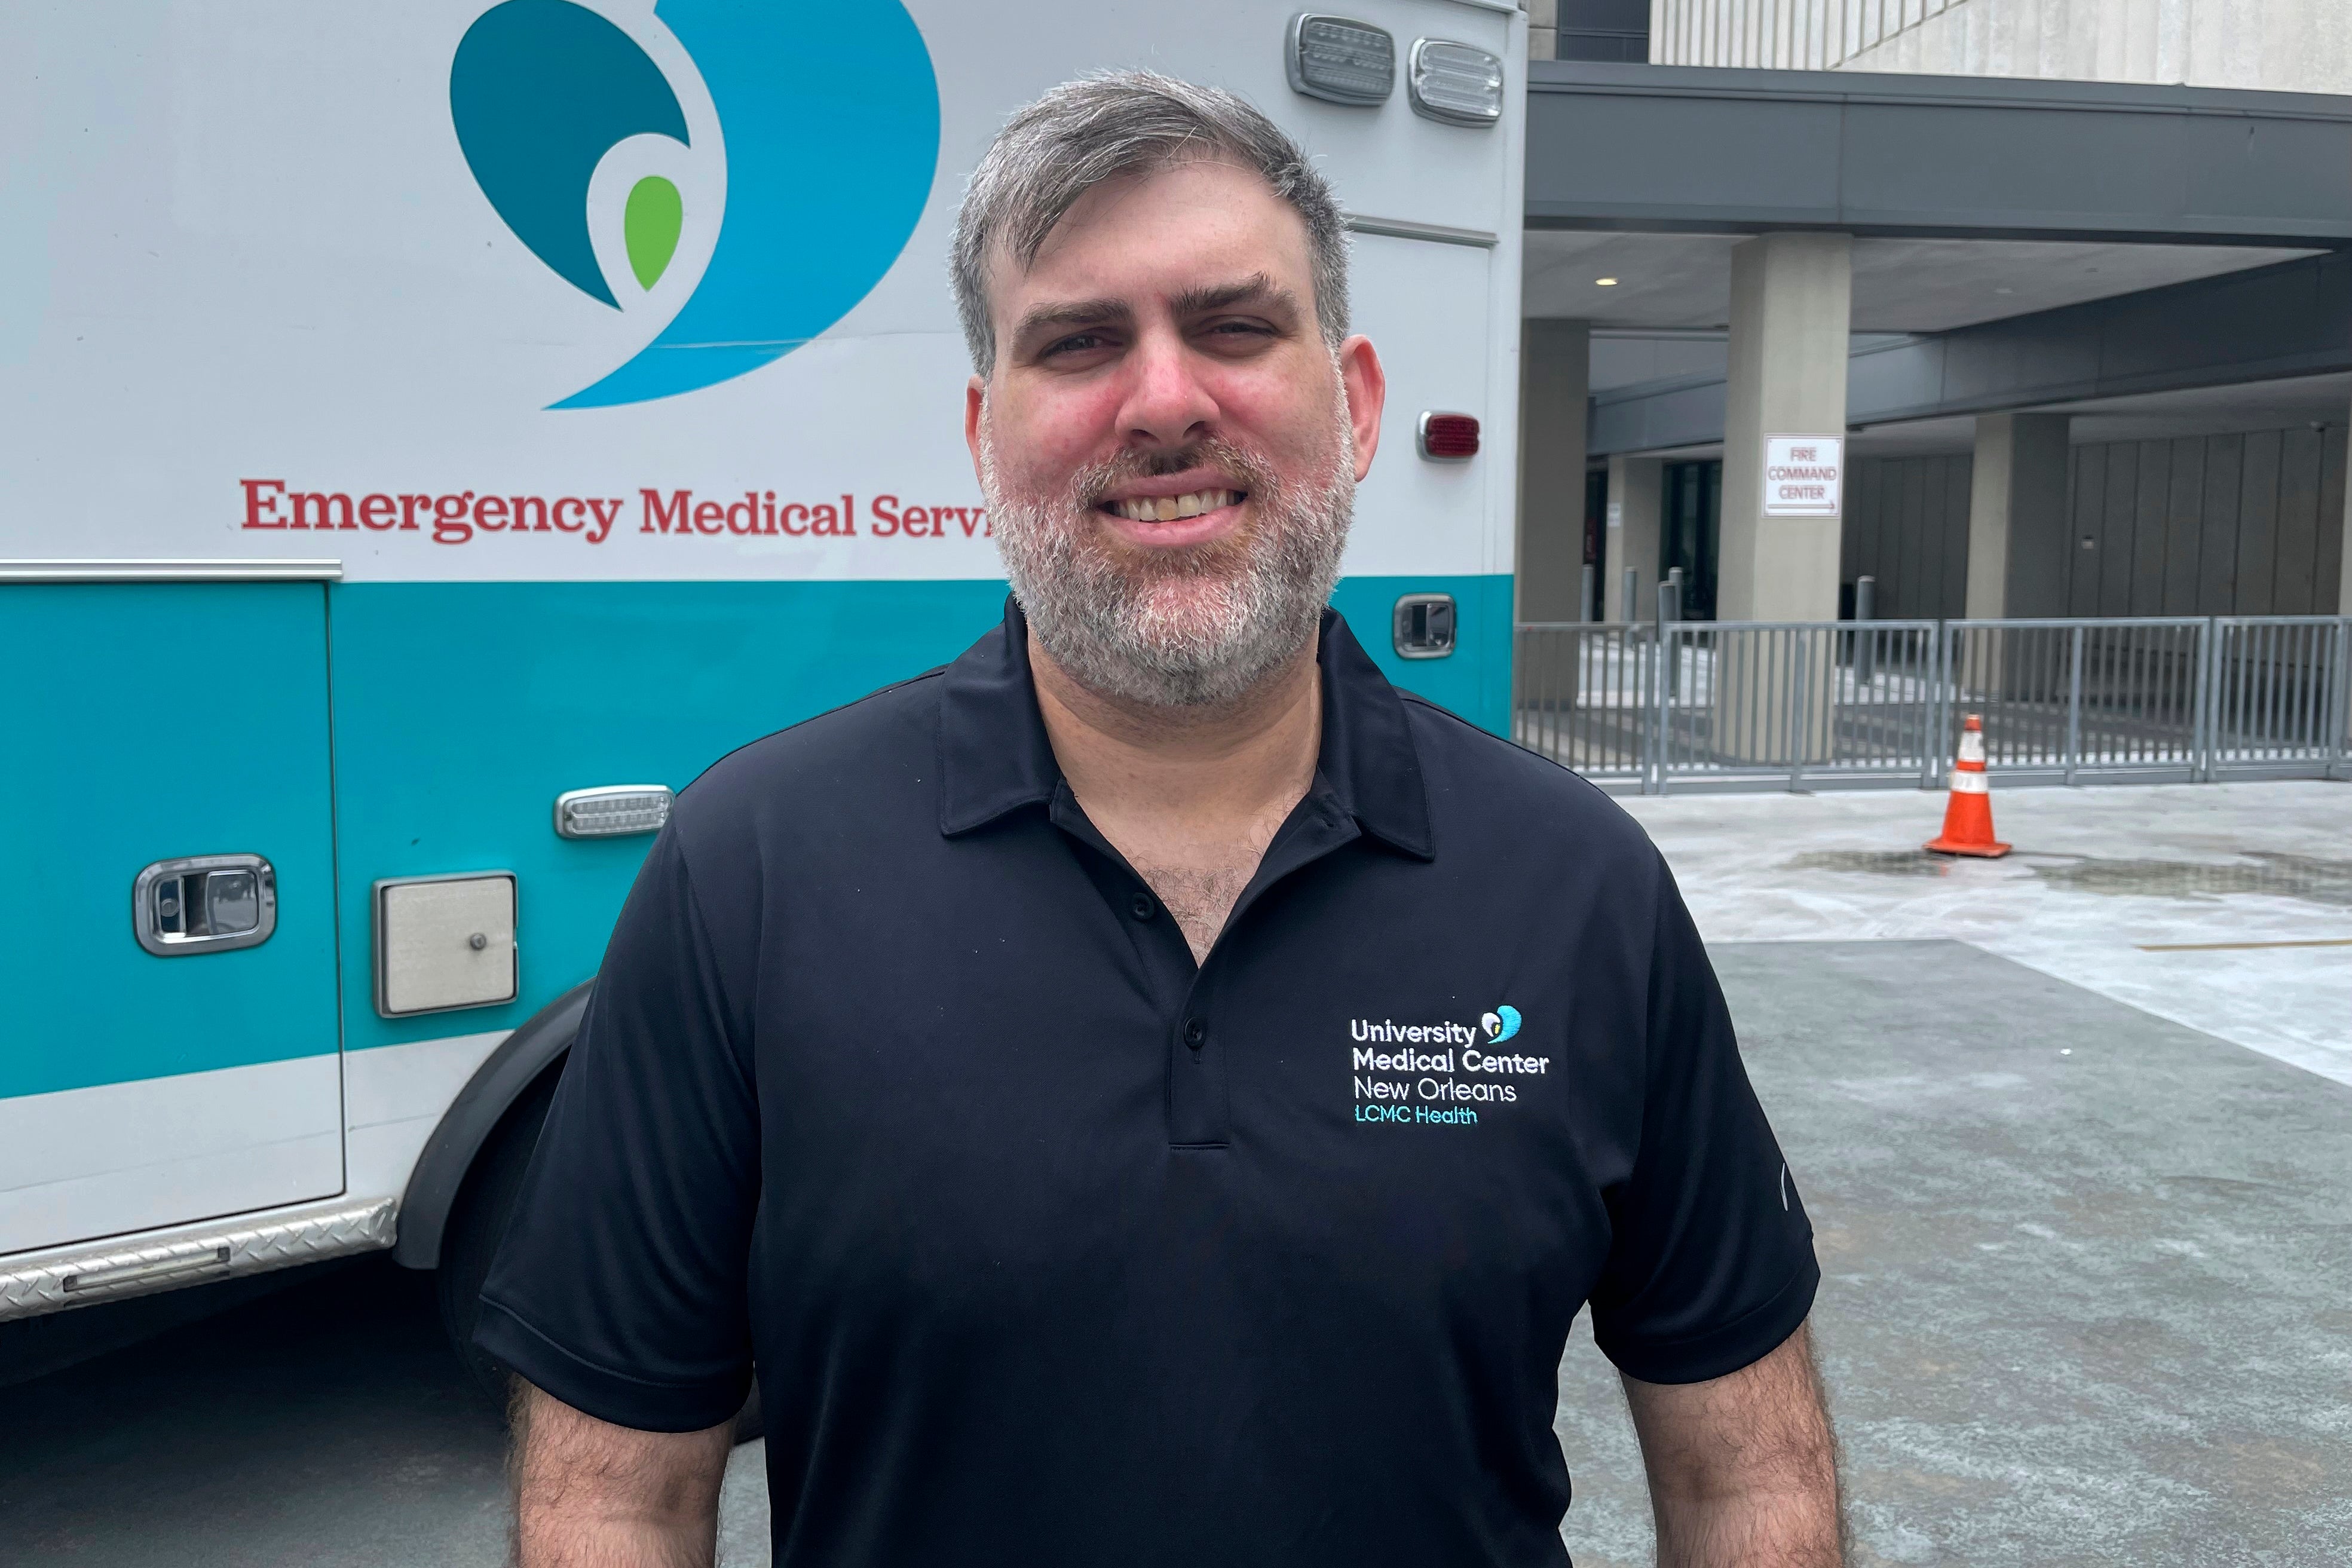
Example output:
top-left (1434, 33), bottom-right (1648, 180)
top-left (1337, 335), bottom-right (1386, 483)
top-left (964, 375), bottom-right (987, 486)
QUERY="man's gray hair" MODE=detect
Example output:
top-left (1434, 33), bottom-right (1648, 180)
top-left (951, 71), bottom-right (1349, 376)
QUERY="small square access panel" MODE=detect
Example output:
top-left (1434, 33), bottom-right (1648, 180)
top-left (374, 871), bottom-right (517, 1018)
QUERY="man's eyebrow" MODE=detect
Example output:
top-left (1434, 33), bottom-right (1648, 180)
top-left (1012, 298), bottom-right (1131, 345)
top-left (1169, 274), bottom-right (1300, 321)
top-left (1009, 275), bottom-right (1301, 351)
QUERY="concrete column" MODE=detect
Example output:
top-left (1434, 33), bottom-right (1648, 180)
top-left (1516, 317), bottom-right (1591, 623)
top-left (1527, 0), bottom-right (1557, 60)
top-left (1604, 454), bottom-right (1662, 621)
top-left (1717, 232), bottom-right (1852, 623)
top-left (2339, 399), bottom-right (2352, 618)
top-left (1965, 412), bottom-right (2072, 620)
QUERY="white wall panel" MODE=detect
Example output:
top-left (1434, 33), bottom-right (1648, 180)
top-left (342, 1031), bottom-right (509, 1200)
top-left (0, 1056), bottom-right (342, 1255)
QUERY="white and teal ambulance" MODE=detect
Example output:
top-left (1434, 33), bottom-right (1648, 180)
top-left (1, 0), bottom-right (1526, 1379)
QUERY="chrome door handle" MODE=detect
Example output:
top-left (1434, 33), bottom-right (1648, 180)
top-left (133, 855), bottom-right (277, 956)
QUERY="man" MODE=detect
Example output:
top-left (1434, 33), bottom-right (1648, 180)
top-left (481, 73), bottom-right (1841, 1567)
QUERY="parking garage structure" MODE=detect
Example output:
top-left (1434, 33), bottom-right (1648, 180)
top-left (1512, 62), bottom-right (2352, 789)
top-left (1520, 60), bottom-right (2352, 624)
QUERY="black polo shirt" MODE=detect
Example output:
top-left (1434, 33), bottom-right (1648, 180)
top-left (479, 601), bottom-right (1817, 1567)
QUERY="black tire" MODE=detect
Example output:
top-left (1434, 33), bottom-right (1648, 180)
top-left (731, 1379), bottom-right (765, 1444)
top-left (433, 1060), bottom-right (764, 1445)
top-left (436, 1064), bottom-right (561, 1407)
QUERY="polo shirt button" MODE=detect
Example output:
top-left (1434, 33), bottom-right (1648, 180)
top-left (1183, 1018), bottom-right (1205, 1049)
top-left (1130, 893), bottom-right (1155, 921)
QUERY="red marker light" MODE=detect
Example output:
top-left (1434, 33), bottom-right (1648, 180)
top-left (1418, 412), bottom-right (1480, 460)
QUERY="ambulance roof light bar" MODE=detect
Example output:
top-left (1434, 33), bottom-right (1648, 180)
top-left (1408, 39), bottom-right (1504, 127)
top-left (1287, 14), bottom-right (1395, 106)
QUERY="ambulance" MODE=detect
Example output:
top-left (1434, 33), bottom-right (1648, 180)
top-left (0, 0), bottom-right (1527, 1387)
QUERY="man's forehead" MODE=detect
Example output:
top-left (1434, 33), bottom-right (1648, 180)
top-left (990, 157), bottom-right (1314, 308)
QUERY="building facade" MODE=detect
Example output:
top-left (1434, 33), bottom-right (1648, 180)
top-left (1515, 18), bottom-right (2352, 636)
top-left (1642, 0), bottom-right (2352, 93)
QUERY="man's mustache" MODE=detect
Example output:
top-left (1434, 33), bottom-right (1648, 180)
top-left (1071, 439), bottom-right (1279, 512)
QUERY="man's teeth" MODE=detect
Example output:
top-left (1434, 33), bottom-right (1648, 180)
top-left (1108, 489), bottom-right (1242, 523)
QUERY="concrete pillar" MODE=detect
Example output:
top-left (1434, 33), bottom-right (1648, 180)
top-left (1604, 454), bottom-right (1662, 621)
top-left (1717, 232), bottom-right (1852, 623)
top-left (1516, 317), bottom-right (1591, 623)
top-left (1527, 0), bottom-right (1557, 60)
top-left (2339, 399), bottom-right (2352, 618)
top-left (1965, 412), bottom-right (2072, 620)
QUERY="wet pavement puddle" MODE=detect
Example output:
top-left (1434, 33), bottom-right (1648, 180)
top-left (1783, 849), bottom-right (2352, 906)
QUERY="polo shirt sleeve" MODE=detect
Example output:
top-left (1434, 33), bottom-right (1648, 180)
top-left (1586, 854), bottom-right (1819, 1385)
top-left (473, 823), bottom-right (760, 1432)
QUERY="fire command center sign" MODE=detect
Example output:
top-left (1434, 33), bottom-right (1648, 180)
top-left (1763, 436), bottom-right (1843, 517)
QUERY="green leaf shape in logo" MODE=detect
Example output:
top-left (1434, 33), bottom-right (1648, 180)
top-left (624, 176), bottom-right (682, 290)
top-left (449, 0), bottom-right (689, 309)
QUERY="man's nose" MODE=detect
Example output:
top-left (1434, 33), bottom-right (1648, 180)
top-left (1114, 327), bottom-right (1220, 449)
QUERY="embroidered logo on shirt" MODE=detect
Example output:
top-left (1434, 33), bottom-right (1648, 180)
top-left (1349, 1007), bottom-right (1547, 1126)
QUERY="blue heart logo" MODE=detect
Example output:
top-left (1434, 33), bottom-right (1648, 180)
top-left (450, 0), bottom-right (940, 409)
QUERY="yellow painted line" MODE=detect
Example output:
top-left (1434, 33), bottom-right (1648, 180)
top-left (2134, 938), bottom-right (2352, 953)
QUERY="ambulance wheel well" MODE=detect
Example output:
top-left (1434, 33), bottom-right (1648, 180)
top-left (391, 979), bottom-right (592, 1270)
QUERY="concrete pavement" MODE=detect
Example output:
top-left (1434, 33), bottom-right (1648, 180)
top-left (1558, 940), bottom-right (2352, 1567)
top-left (1622, 780), bottom-right (2352, 1085)
top-left (4, 915), bottom-right (2346, 1563)
top-left (0, 1260), bottom-right (770, 1566)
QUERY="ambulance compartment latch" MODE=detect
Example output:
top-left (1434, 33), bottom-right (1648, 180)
top-left (1392, 593), bottom-right (1457, 660)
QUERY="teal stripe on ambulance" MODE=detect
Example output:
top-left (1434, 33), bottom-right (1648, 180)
top-left (331, 575), bottom-right (1512, 1056)
top-left (0, 574), bottom-right (1509, 1099)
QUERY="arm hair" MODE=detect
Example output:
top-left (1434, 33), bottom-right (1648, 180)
top-left (1620, 1320), bottom-right (1845, 1568)
top-left (509, 1379), bottom-right (734, 1568)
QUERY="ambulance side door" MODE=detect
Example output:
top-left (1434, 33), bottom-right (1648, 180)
top-left (0, 578), bottom-right (345, 1257)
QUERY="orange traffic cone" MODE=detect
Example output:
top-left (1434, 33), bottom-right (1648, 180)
top-left (1925, 714), bottom-right (2011, 858)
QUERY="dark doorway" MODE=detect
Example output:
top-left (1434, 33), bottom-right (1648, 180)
top-left (1662, 459), bottom-right (1720, 621)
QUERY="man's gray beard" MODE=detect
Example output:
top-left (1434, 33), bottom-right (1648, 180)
top-left (980, 410), bottom-right (1355, 711)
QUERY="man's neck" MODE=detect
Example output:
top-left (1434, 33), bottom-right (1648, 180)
top-left (1029, 629), bottom-right (1323, 963)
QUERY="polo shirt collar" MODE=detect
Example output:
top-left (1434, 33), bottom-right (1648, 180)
top-left (937, 597), bottom-right (1434, 861)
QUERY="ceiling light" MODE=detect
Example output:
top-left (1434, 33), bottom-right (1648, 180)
top-left (1595, 277), bottom-right (1619, 286)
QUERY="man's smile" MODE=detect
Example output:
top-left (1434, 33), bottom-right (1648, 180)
top-left (1102, 488), bottom-right (1244, 523)
top-left (1094, 467), bottom-right (1251, 547)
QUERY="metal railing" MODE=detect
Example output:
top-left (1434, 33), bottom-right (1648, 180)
top-left (1513, 615), bottom-right (2351, 794)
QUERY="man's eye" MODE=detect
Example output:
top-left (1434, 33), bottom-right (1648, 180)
top-left (1045, 333), bottom-right (1107, 357)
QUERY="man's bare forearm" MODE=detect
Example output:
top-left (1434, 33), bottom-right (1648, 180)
top-left (510, 1380), bottom-right (734, 1567)
top-left (1622, 1322), bottom-right (1843, 1568)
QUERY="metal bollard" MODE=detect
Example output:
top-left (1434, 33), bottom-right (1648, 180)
top-left (1621, 568), bottom-right (1637, 627)
top-left (1855, 574), bottom-right (1876, 687)
top-left (1657, 577), bottom-right (1682, 699)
